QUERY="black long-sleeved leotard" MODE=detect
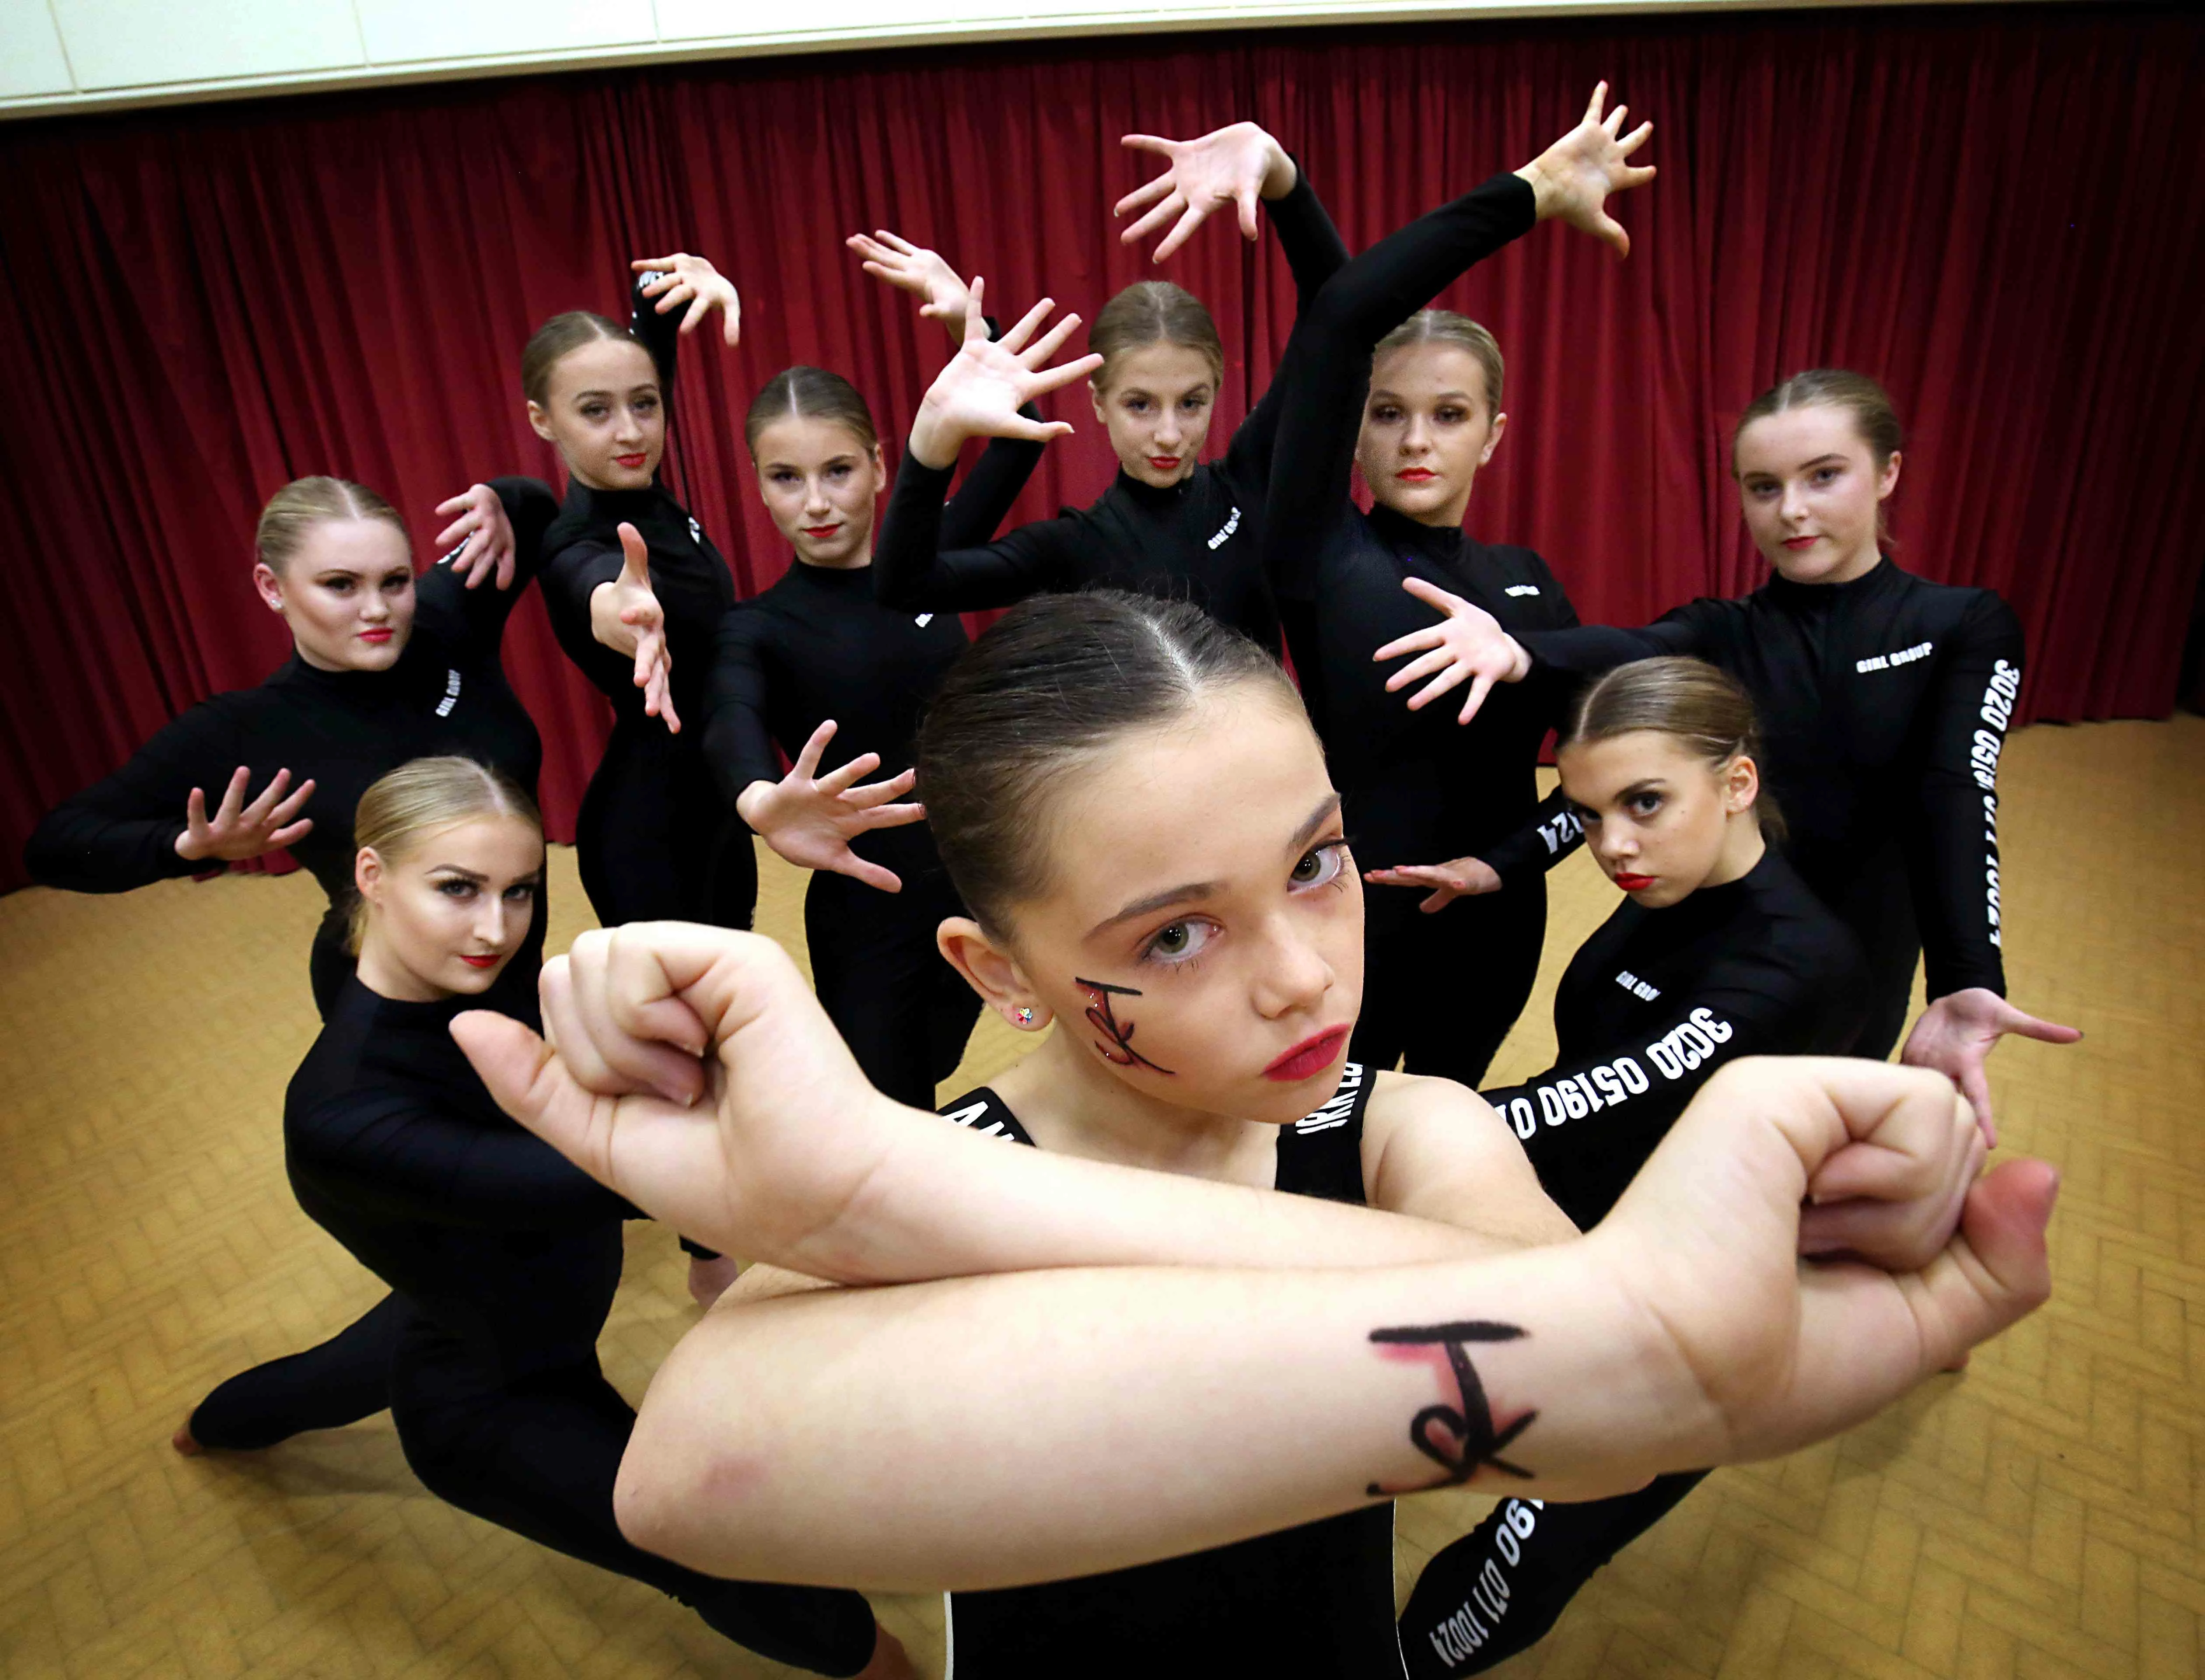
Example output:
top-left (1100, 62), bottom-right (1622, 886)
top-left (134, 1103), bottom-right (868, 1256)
top-left (283, 979), bottom-right (638, 1370)
top-left (1510, 559), bottom-right (2024, 1009)
top-left (1264, 172), bottom-right (1584, 880)
top-left (1483, 847), bottom-right (1868, 1230)
top-left (25, 478), bottom-right (559, 999)
top-left (871, 168), bottom-right (1351, 654)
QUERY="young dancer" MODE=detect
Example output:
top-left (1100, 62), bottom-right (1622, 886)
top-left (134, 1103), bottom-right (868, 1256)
top-left (527, 252), bottom-right (758, 932)
top-left (868, 121), bottom-right (1350, 653)
top-left (1259, 85), bottom-right (1651, 1087)
top-left (182, 758), bottom-right (908, 1680)
top-left (701, 352), bottom-right (1061, 1105)
top-left (1396, 658), bottom-right (1880, 1674)
top-left (1377, 371), bottom-right (2078, 1129)
top-left (456, 593), bottom-right (2054, 1649)
top-left (25, 474), bottom-right (556, 1015)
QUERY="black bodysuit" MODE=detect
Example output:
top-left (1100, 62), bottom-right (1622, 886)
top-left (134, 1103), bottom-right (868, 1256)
top-left (1264, 172), bottom-right (1580, 1085)
top-left (196, 980), bottom-right (882, 1677)
top-left (24, 478), bottom-right (559, 1016)
top-left (870, 170), bottom-right (1351, 654)
top-left (936, 1064), bottom-right (1405, 1680)
top-left (537, 277), bottom-right (755, 931)
top-left (702, 560), bottom-right (988, 1107)
top-left (1512, 558), bottom-right (2024, 1055)
top-left (1392, 848), bottom-right (1866, 1677)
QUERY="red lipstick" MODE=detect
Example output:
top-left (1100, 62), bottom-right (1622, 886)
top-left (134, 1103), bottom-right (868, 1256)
top-left (802, 525), bottom-right (841, 539)
top-left (1396, 468), bottom-right (1436, 482)
top-left (1148, 456), bottom-right (1180, 472)
top-left (1264, 1025), bottom-right (1350, 1083)
top-left (358, 628), bottom-right (393, 644)
top-left (460, 954), bottom-right (500, 969)
top-left (615, 453), bottom-right (648, 470)
top-left (1613, 873), bottom-right (1656, 892)
top-left (1782, 535), bottom-right (1818, 550)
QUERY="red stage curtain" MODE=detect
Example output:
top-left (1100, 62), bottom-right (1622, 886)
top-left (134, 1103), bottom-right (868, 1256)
top-left (3, 7), bottom-right (2201, 893)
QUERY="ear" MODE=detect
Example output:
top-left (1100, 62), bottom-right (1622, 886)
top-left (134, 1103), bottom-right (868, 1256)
top-left (1724, 753), bottom-right (1762, 816)
top-left (937, 917), bottom-right (1051, 1029)
top-left (1088, 379), bottom-right (1109, 426)
top-left (1877, 449), bottom-right (1903, 501)
top-left (252, 562), bottom-right (287, 615)
top-left (1481, 410), bottom-right (1509, 466)
top-left (354, 846), bottom-right (386, 907)
top-left (525, 399), bottom-right (557, 444)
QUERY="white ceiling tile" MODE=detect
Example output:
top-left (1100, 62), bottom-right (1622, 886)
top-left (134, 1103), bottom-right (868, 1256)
top-left (0, 4), bottom-right (75, 98)
top-left (52, 0), bottom-right (362, 90)
top-left (358, 0), bottom-right (656, 64)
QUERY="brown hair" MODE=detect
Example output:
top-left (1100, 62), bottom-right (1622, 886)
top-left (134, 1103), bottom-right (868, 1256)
top-left (520, 310), bottom-right (651, 406)
top-left (744, 366), bottom-right (880, 458)
top-left (255, 477), bottom-right (406, 576)
top-left (1088, 280), bottom-right (1225, 391)
top-left (1561, 657), bottom-right (1785, 841)
top-left (1373, 310), bottom-right (1505, 411)
top-left (347, 756), bottom-right (542, 954)
top-left (1732, 368), bottom-right (1903, 473)
top-left (916, 591), bottom-right (1302, 934)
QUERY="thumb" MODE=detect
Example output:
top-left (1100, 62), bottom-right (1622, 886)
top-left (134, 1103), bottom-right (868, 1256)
top-left (2003, 1006), bottom-right (2083, 1046)
top-left (1951, 1158), bottom-right (2058, 1318)
top-left (451, 1010), bottom-right (609, 1178)
top-left (618, 522), bottom-right (650, 585)
top-left (1237, 184), bottom-right (1260, 242)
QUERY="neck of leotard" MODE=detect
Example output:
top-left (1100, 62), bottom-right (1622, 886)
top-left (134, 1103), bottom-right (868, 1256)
top-left (990, 1022), bottom-right (1283, 1187)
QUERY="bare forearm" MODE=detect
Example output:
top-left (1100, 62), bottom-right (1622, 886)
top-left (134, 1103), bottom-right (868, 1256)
top-left (619, 1240), bottom-right (1693, 1589)
top-left (795, 1110), bottom-right (1559, 1283)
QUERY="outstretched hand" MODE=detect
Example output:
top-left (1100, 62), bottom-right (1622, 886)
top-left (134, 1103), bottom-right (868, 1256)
top-left (452, 923), bottom-right (903, 1273)
top-left (735, 719), bottom-right (927, 893)
top-left (1600, 1057), bottom-right (2054, 1468)
top-left (1900, 987), bottom-right (2082, 1146)
top-left (1115, 122), bottom-right (1297, 263)
top-left (847, 230), bottom-right (973, 343)
top-left (633, 253), bottom-right (742, 346)
top-left (174, 765), bottom-right (317, 863)
top-left (1362, 854), bottom-right (1502, 913)
top-left (1516, 82), bottom-right (1657, 259)
top-left (906, 282), bottom-right (1105, 469)
top-left (592, 523), bottom-right (679, 734)
top-left (1373, 577), bottom-right (1532, 723)
top-left (433, 483), bottom-right (517, 590)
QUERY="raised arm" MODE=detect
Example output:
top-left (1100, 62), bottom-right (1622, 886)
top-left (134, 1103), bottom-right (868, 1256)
top-left (847, 230), bottom-right (1048, 549)
top-left (1897, 595), bottom-right (2079, 1137)
top-left (417, 476), bottom-right (560, 645)
top-left (628, 251), bottom-right (741, 404)
top-left (872, 287), bottom-right (1102, 613)
top-left (1266, 83), bottom-right (1651, 608)
top-left (24, 708), bottom-right (314, 893)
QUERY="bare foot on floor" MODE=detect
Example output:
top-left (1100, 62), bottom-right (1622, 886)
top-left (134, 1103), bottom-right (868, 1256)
top-left (171, 1421), bottom-right (203, 1456)
top-left (687, 1253), bottom-right (742, 1309)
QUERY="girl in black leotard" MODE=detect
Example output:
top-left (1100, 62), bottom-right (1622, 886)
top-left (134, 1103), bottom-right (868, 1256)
top-left (479, 589), bottom-right (2035, 1669)
top-left (26, 474), bottom-right (557, 1016)
top-left (1395, 370), bottom-right (2078, 1130)
top-left (525, 252), bottom-right (759, 933)
top-left (182, 757), bottom-right (908, 1680)
top-left (699, 358), bottom-right (1039, 1106)
top-left (1260, 87), bottom-right (1655, 1088)
top-left (868, 120), bottom-right (1349, 654)
top-left (1397, 658), bottom-right (1877, 1676)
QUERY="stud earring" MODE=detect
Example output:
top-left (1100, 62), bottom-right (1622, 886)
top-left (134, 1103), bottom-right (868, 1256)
top-left (1013, 1007), bottom-right (1038, 1028)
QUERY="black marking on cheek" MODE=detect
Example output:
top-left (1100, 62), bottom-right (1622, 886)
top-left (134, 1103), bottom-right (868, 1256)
top-left (1365, 1320), bottom-right (1536, 1496)
top-left (1073, 977), bottom-right (1176, 1076)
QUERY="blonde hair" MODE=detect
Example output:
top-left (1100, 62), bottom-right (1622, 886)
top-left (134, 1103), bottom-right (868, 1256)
top-left (346, 757), bottom-right (541, 954)
top-left (521, 310), bottom-right (650, 406)
top-left (1373, 310), bottom-right (1505, 411)
top-left (1088, 280), bottom-right (1225, 391)
top-left (256, 477), bottom-right (406, 575)
top-left (1562, 657), bottom-right (1785, 842)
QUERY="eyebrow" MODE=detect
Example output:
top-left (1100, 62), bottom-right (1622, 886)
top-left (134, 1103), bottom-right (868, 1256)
top-left (1617, 778), bottom-right (1671, 801)
top-left (1085, 794), bottom-right (1343, 939)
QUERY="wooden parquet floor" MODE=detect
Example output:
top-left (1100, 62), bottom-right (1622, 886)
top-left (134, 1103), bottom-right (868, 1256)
top-left (0, 716), bottom-right (2198, 1679)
